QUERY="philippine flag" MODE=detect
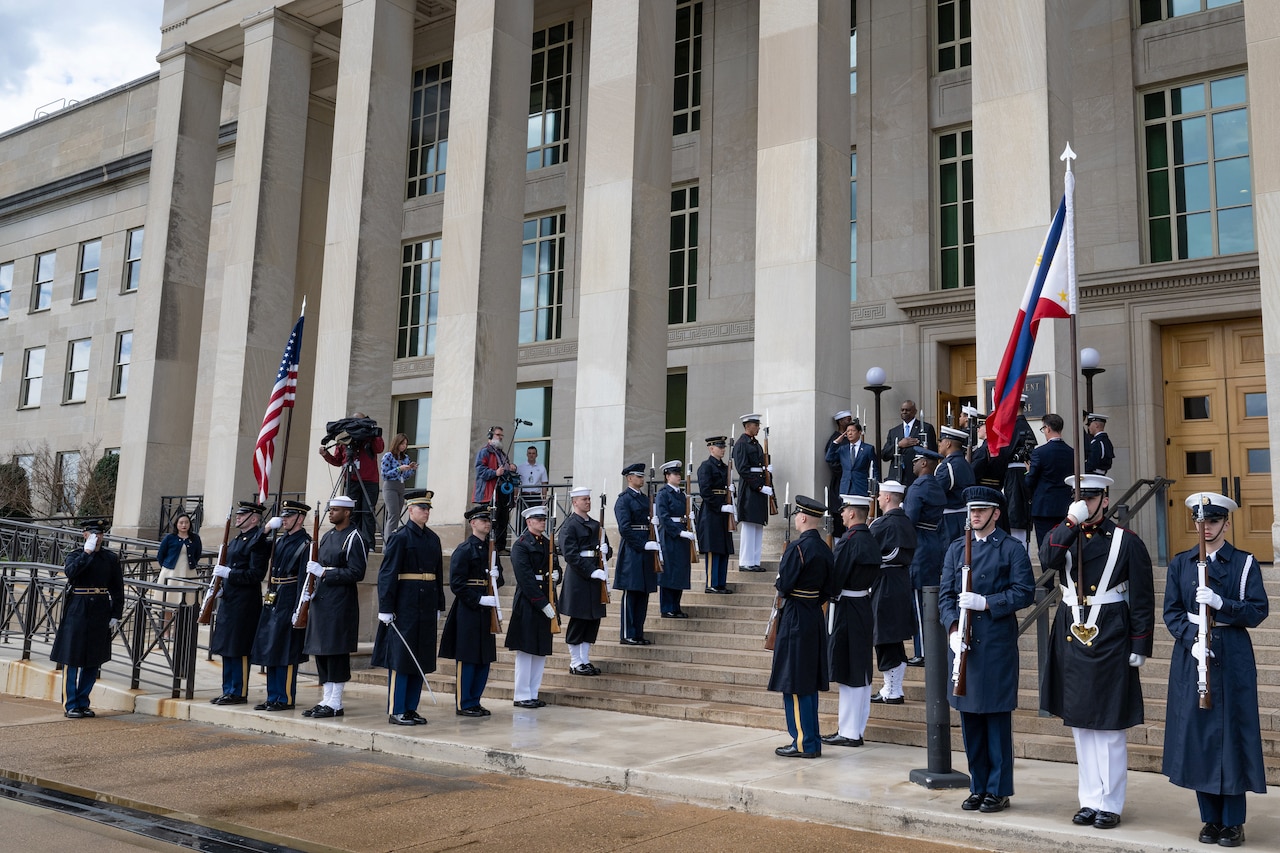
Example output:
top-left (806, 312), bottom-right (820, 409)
top-left (986, 173), bottom-right (1077, 456)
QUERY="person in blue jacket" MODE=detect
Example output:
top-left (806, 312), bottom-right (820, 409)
top-left (900, 448), bottom-right (946, 670)
top-left (614, 462), bottom-right (659, 644)
top-left (940, 486), bottom-right (1035, 814)
top-left (826, 418), bottom-right (877, 500)
top-left (1162, 492), bottom-right (1268, 848)
top-left (655, 461), bottom-right (696, 618)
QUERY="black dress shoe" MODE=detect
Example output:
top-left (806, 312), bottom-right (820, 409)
top-left (389, 712), bottom-right (417, 726)
top-left (407, 710), bottom-right (428, 725)
top-left (212, 695), bottom-right (248, 706)
top-left (64, 709), bottom-right (86, 719)
top-left (1072, 807), bottom-right (1098, 825)
top-left (620, 637), bottom-right (648, 645)
top-left (673, 611), bottom-right (689, 618)
top-left (265, 702), bottom-right (294, 712)
top-left (1199, 823), bottom-right (1223, 844)
top-left (585, 663), bottom-right (601, 674)
top-left (302, 704), bottom-right (325, 717)
top-left (820, 733), bottom-right (863, 747)
top-left (1218, 825), bottom-right (1244, 847)
top-left (476, 705), bottom-right (491, 716)
top-left (513, 699), bottom-right (540, 708)
top-left (906, 655), bottom-right (925, 667)
top-left (961, 792), bottom-right (986, 811)
top-left (456, 707), bottom-right (486, 717)
top-left (979, 794), bottom-right (1010, 813)
top-left (774, 745), bottom-right (819, 759)
top-left (532, 699), bottom-right (547, 707)
top-left (570, 664), bottom-right (595, 676)
top-left (660, 612), bottom-right (678, 618)
top-left (1093, 811), bottom-right (1121, 829)
top-left (870, 693), bottom-right (904, 705)
top-left (310, 705), bottom-right (343, 718)
top-left (253, 701), bottom-right (271, 711)
top-left (80, 708), bottom-right (95, 718)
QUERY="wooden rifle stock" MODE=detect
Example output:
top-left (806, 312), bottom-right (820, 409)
top-left (198, 509), bottom-right (234, 625)
top-left (725, 452), bottom-right (739, 532)
top-left (597, 494), bottom-right (612, 605)
top-left (292, 509), bottom-right (321, 629)
top-left (762, 431), bottom-right (779, 515)
top-left (951, 523), bottom-right (974, 697)
top-left (1195, 512), bottom-right (1212, 710)
top-left (547, 502), bottom-right (561, 634)
top-left (685, 489), bottom-right (699, 563)
top-left (763, 595), bottom-right (783, 650)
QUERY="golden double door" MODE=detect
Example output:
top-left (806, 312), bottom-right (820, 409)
top-left (1163, 318), bottom-right (1271, 559)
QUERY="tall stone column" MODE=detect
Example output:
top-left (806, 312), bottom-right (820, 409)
top-left (429, 0), bottom-right (533, 534)
top-left (203, 10), bottom-right (316, 512)
top-left (753, 0), bottom-right (851, 549)
top-left (972, 1), bottom-right (1074, 415)
top-left (305, 0), bottom-right (414, 507)
top-left (115, 45), bottom-right (227, 538)
top-left (1243, 0), bottom-right (1280, 560)
top-left (571, 1), bottom-right (676, 501)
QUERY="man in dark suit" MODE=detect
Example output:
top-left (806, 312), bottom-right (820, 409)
top-left (880, 399), bottom-right (937, 486)
top-left (1024, 413), bottom-right (1074, 548)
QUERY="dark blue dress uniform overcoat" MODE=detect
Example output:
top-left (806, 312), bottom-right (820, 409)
top-left (505, 528), bottom-right (560, 656)
top-left (731, 434), bottom-right (770, 525)
top-left (250, 528), bottom-right (311, 667)
top-left (936, 450), bottom-right (975, 543)
top-left (1040, 518), bottom-right (1154, 730)
top-left (656, 484), bottom-right (692, 592)
top-left (939, 528), bottom-right (1035, 713)
top-left (695, 456), bottom-right (734, 555)
top-left (302, 526), bottom-right (366, 655)
top-left (1162, 542), bottom-right (1268, 795)
top-left (869, 508), bottom-right (917, 644)
top-left (210, 527), bottom-right (271, 657)
top-left (904, 474), bottom-right (946, 588)
top-left (767, 529), bottom-right (834, 695)
top-left (439, 535), bottom-right (504, 665)
top-left (51, 547), bottom-right (125, 668)
top-left (613, 488), bottom-right (658, 593)
top-left (372, 521), bottom-right (446, 673)
top-left (828, 524), bottom-right (880, 687)
top-left (557, 511), bottom-right (609, 620)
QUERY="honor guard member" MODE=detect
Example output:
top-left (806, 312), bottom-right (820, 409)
top-left (769, 496), bottom-right (835, 758)
top-left (940, 486), bottom-right (1036, 814)
top-left (557, 486), bottom-right (610, 675)
top-left (869, 481), bottom-right (917, 704)
top-left (732, 413), bottom-right (773, 572)
top-left (1040, 475), bottom-right (1154, 830)
top-left (506, 504), bottom-right (561, 707)
top-left (210, 501), bottom-right (273, 705)
top-left (822, 495), bottom-right (881, 748)
top-left (614, 462), bottom-right (659, 644)
top-left (249, 501), bottom-right (311, 711)
top-left (440, 505), bottom-right (505, 717)
top-left (937, 426), bottom-right (976, 544)
top-left (1163, 493), bottom-right (1268, 848)
top-left (827, 418), bottom-right (877, 500)
top-left (301, 495), bottom-right (366, 718)
top-left (373, 489), bottom-right (446, 725)
top-left (52, 519), bottom-right (124, 718)
top-left (880, 400), bottom-right (937, 486)
top-left (825, 410), bottom-right (854, 534)
top-left (1084, 414), bottom-right (1114, 476)
top-left (903, 448), bottom-right (946, 668)
top-left (656, 460), bottom-right (696, 618)
top-left (696, 436), bottom-right (735, 594)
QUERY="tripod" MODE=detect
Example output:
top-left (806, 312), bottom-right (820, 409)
top-left (329, 442), bottom-right (377, 552)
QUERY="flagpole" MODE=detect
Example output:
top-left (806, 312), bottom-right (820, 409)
top-left (1060, 144), bottom-right (1082, 504)
top-left (262, 297), bottom-right (307, 514)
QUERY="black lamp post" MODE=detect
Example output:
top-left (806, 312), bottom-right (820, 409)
top-left (1080, 347), bottom-right (1105, 421)
top-left (864, 366), bottom-right (891, 481)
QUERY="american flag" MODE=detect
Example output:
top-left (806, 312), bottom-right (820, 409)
top-left (254, 311), bottom-right (305, 503)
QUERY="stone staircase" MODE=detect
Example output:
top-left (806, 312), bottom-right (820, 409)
top-left (350, 557), bottom-right (1280, 783)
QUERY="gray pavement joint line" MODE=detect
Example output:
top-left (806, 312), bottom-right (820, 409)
top-left (0, 773), bottom-right (338, 853)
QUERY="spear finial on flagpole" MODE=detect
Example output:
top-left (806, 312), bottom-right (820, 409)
top-left (1060, 142), bottom-right (1076, 171)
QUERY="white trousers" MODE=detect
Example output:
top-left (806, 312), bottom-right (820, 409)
top-left (513, 651), bottom-right (547, 701)
top-left (739, 522), bottom-right (764, 567)
top-left (878, 662), bottom-right (905, 699)
top-left (1072, 727), bottom-right (1128, 813)
top-left (837, 684), bottom-right (872, 738)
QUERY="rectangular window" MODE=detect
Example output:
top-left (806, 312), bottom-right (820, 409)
top-left (397, 238), bottom-right (442, 358)
top-left (520, 212), bottom-right (566, 342)
top-left (0, 261), bottom-right (12, 319)
top-left (21, 346), bottom-right (44, 408)
top-left (76, 239), bottom-right (101, 302)
top-left (515, 385), bottom-right (553, 471)
top-left (56, 451), bottom-right (81, 513)
top-left (669, 185), bottom-right (699, 324)
top-left (64, 338), bottom-right (91, 403)
top-left (665, 372), bottom-right (688, 465)
top-left (407, 61), bottom-right (453, 199)
top-left (31, 251), bottom-right (54, 311)
top-left (527, 22), bottom-right (573, 170)
top-left (123, 227), bottom-right (143, 292)
top-left (850, 151), bottom-right (858, 300)
top-left (850, 0), bottom-right (858, 93)
top-left (394, 395), bottom-right (432, 487)
top-left (936, 0), bottom-right (971, 72)
top-left (937, 128), bottom-right (974, 289)
top-left (1139, 0), bottom-right (1240, 24)
top-left (1143, 74), bottom-right (1252, 262)
top-left (673, 1), bottom-right (702, 134)
top-left (112, 331), bottom-right (132, 397)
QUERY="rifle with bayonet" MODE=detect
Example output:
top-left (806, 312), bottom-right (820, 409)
top-left (547, 498), bottom-right (561, 635)
top-left (1194, 499), bottom-right (1212, 710)
top-left (647, 467), bottom-right (665, 575)
top-left (951, 519), bottom-right (974, 696)
top-left (198, 505), bottom-right (234, 625)
top-left (487, 501), bottom-right (504, 634)
top-left (597, 491), bottom-right (612, 605)
top-left (292, 507), bottom-right (321, 629)
top-left (762, 426), bottom-right (779, 516)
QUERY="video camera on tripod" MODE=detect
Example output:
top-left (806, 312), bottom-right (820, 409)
top-left (495, 418), bottom-right (533, 502)
top-left (322, 416), bottom-right (382, 448)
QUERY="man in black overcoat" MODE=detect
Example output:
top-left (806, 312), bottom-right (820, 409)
top-left (506, 503), bottom-right (561, 708)
top-left (557, 486), bottom-right (610, 675)
top-left (696, 436), bottom-right (735, 593)
top-left (822, 495), bottom-right (880, 748)
top-left (52, 519), bottom-right (124, 718)
top-left (209, 500), bottom-right (272, 705)
top-left (732, 413), bottom-right (773, 571)
top-left (250, 500), bottom-right (311, 711)
top-left (300, 495), bottom-right (366, 718)
top-left (440, 505), bottom-right (505, 717)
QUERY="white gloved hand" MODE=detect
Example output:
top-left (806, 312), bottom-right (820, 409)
top-left (760, 486), bottom-right (774, 496)
top-left (489, 567), bottom-right (500, 581)
top-left (1129, 653), bottom-right (1146, 668)
top-left (109, 618), bottom-right (120, 632)
top-left (306, 561), bottom-right (325, 578)
top-left (213, 564), bottom-right (231, 579)
top-left (1195, 585), bottom-right (1224, 611)
top-left (949, 631), bottom-right (965, 656)
top-left (298, 587), bottom-right (312, 604)
top-left (265, 516), bottom-right (284, 531)
top-left (551, 570), bottom-right (561, 583)
top-left (599, 542), bottom-right (611, 559)
top-left (479, 595), bottom-right (498, 608)
top-left (644, 541), bottom-right (660, 551)
top-left (680, 531), bottom-right (697, 541)
top-left (541, 603), bottom-right (556, 619)
top-left (1191, 640), bottom-right (1215, 662)
top-left (958, 591), bottom-right (987, 611)
top-left (84, 534), bottom-right (99, 553)
top-left (590, 569), bottom-right (608, 581)
top-left (720, 504), bottom-right (734, 513)
top-left (765, 465), bottom-right (774, 473)
top-left (1067, 500), bottom-right (1090, 526)
top-left (651, 516), bottom-right (662, 526)
top-left (378, 612), bottom-right (395, 624)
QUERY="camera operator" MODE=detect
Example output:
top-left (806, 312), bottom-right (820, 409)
top-left (474, 425), bottom-right (517, 552)
top-left (320, 412), bottom-right (384, 552)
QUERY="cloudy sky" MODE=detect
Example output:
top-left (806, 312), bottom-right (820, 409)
top-left (0, 0), bottom-right (164, 134)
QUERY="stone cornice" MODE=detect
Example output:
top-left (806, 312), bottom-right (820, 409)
top-left (668, 320), bottom-right (754, 348)
top-left (1078, 255), bottom-right (1259, 303)
top-left (892, 288), bottom-right (975, 320)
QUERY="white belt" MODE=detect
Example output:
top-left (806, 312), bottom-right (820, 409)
top-left (535, 574), bottom-right (544, 581)
top-left (1186, 612), bottom-right (1205, 627)
top-left (1061, 580), bottom-right (1128, 607)
top-left (840, 589), bottom-right (870, 598)
top-left (748, 467), bottom-right (764, 472)
top-left (1008, 462), bottom-right (1027, 469)
top-left (579, 550), bottom-right (595, 558)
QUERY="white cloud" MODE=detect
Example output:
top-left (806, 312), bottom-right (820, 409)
top-left (0, 0), bottom-right (163, 133)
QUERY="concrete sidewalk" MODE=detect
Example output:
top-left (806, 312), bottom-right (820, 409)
top-left (0, 652), bottom-right (1271, 853)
